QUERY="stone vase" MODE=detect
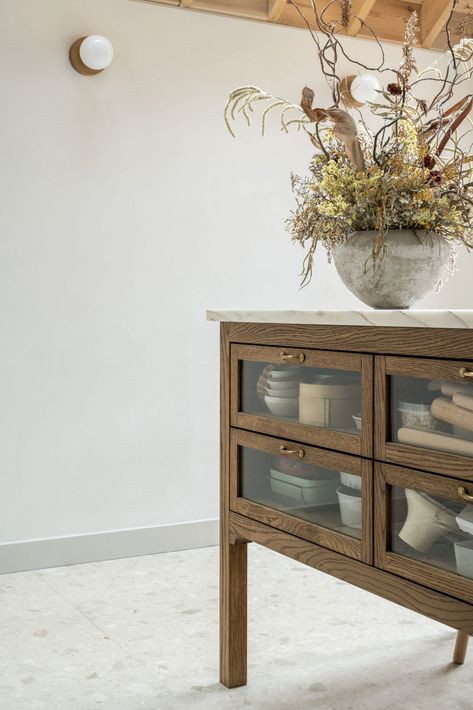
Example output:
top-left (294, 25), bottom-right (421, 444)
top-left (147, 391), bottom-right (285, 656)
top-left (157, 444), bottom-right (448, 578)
top-left (332, 230), bottom-right (451, 309)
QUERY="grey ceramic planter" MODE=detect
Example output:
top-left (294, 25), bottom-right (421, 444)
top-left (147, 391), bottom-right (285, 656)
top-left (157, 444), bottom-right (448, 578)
top-left (332, 230), bottom-right (451, 309)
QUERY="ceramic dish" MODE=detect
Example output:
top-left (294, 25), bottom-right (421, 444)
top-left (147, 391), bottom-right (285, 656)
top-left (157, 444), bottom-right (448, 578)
top-left (337, 485), bottom-right (362, 529)
top-left (265, 379), bottom-right (300, 392)
top-left (270, 469), bottom-right (338, 506)
top-left (398, 490), bottom-right (457, 553)
top-left (270, 367), bottom-right (303, 380)
top-left (339, 471), bottom-right (362, 490)
top-left (264, 388), bottom-right (299, 399)
top-left (352, 414), bottom-right (362, 431)
top-left (264, 395), bottom-right (298, 417)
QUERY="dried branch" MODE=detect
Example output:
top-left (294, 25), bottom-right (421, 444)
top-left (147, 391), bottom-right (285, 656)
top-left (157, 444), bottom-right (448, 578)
top-left (300, 87), bottom-right (365, 170)
top-left (436, 95), bottom-right (473, 156)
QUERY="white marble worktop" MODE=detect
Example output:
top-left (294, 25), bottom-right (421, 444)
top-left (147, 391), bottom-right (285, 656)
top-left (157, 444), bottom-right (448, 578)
top-left (206, 309), bottom-right (473, 329)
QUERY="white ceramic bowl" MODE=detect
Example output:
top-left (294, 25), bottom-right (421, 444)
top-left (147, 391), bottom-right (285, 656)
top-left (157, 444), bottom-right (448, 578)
top-left (264, 388), bottom-right (299, 399)
top-left (337, 486), bottom-right (362, 529)
top-left (264, 395), bottom-right (298, 417)
top-left (265, 379), bottom-right (300, 392)
top-left (352, 414), bottom-right (362, 431)
top-left (269, 367), bottom-right (302, 380)
top-left (340, 471), bottom-right (362, 490)
top-left (456, 506), bottom-right (473, 535)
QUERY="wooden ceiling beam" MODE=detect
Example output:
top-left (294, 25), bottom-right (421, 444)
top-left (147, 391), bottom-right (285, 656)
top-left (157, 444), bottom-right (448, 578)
top-left (131, 0), bottom-right (471, 50)
top-left (268, 0), bottom-right (288, 21)
top-left (421, 0), bottom-right (454, 48)
top-left (347, 0), bottom-right (378, 36)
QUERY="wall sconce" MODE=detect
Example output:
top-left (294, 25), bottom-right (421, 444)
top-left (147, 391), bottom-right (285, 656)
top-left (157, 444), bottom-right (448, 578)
top-left (340, 74), bottom-right (381, 107)
top-left (69, 35), bottom-right (114, 76)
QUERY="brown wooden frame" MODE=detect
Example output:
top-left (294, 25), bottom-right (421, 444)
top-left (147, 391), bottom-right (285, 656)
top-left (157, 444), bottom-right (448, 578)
top-left (375, 461), bottom-right (473, 605)
top-left (230, 511), bottom-right (473, 635)
top-left (231, 343), bottom-right (373, 457)
top-left (230, 428), bottom-right (373, 563)
top-left (375, 355), bottom-right (473, 480)
top-left (219, 321), bottom-right (473, 688)
top-left (225, 322), bottom-right (473, 360)
top-left (220, 324), bottom-right (247, 688)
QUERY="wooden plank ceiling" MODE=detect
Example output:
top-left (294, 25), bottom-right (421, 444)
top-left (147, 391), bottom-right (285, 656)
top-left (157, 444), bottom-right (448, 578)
top-left (134, 0), bottom-right (473, 50)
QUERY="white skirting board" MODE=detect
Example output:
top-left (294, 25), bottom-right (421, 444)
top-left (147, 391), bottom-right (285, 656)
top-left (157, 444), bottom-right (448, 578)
top-left (0, 518), bottom-right (219, 574)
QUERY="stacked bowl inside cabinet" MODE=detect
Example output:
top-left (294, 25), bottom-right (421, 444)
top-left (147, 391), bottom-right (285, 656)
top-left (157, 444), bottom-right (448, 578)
top-left (257, 365), bottom-right (303, 417)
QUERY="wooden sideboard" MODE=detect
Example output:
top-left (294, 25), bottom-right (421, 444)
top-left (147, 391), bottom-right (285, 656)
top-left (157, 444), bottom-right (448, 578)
top-left (215, 316), bottom-right (473, 688)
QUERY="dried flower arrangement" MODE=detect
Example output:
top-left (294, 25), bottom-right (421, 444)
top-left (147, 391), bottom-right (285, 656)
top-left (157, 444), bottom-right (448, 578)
top-left (224, 1), bottom-right (473, 286)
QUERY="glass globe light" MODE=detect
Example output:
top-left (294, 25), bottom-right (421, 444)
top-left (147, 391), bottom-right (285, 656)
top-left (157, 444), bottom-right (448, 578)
top-left (350, 74), bottom-right (380, 104)
top-left (79, 35), bottom-right (114, 71)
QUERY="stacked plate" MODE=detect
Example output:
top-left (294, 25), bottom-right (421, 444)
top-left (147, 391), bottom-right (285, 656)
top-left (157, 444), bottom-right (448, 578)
top-left (257, 365), bottom-right (302, 417)
top-left (270, 456), bottom-right (339, 506)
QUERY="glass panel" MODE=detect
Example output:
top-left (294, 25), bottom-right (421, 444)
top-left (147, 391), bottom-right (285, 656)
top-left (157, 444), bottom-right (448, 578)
top-left (390, 375), bottom-right (473, 458)
top-left (391, 485), bottom-right (473, 581)
top-left (240, 446), bottom-right (362, 540)
top-left (241, 360), bottom-right (361, 434)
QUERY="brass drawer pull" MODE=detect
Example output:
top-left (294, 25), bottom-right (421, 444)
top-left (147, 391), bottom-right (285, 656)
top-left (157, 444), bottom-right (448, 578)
top-left (280, 351), bottom-right (305, 363)
top-left (279, 444), bottom-right (305, 458)
top-left (458, 486), bottom-right (473, 503)
top-left (459, 367), bottom-right (473, 379)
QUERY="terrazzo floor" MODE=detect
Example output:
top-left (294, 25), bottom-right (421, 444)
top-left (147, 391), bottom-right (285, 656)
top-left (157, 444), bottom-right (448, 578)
top-left (1, 544), bottom-right (472, 710)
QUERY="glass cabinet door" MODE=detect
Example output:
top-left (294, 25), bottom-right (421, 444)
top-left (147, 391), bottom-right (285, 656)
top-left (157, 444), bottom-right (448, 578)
top-left (376, 463), bottom-right (473, 604)
top-left (231, 429), bottom-right (372, 563)
top-left (231, 345), bottom-right (372, 457)
top-left (376, 356), bottom-right (473, 478)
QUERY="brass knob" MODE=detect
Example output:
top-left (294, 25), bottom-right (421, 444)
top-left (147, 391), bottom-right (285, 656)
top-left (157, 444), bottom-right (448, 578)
top-left (279, 444), bottom-right (305, 458)
top-left (458, 486), bottom-right (473, 503)
top-left (280, 351), bottom-right (305, 363)
top-left (459, 367), bottom-right (473, 379)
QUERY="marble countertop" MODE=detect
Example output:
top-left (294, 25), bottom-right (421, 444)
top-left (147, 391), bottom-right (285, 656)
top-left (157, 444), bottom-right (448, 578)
top-left (206, 309), bottom-right (473, 329)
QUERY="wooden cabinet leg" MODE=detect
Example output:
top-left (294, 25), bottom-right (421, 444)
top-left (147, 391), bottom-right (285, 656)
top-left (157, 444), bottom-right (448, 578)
top-left (220, 538), bottom-right (247, 688)
top-left (453, 631), bottom-right (469, 665)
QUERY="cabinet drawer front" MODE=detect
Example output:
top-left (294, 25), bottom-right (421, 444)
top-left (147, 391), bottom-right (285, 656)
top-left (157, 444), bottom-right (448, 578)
top-left (375, 462), bottom-right (473, 604)
top-left (375, 355), bottom-right (473, 479)
top-left (231, 344), bottom-right (373, 457)
top-left (230, 429), bottom-right (372, 563)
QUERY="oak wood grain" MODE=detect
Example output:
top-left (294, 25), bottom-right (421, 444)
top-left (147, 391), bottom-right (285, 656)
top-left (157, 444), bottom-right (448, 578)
top-left (229, 512), bottom-right (473, 633)
top-left (385, 355), bottom-right (473, 381)
top-left (229, 428), bottom-right (369, 561)
top-left (220, 324), bottom-right (248, 688)
top-left (376, 462), bottom-right (473, 605)
top-left (230, 342), bottom-right (372, 457)
top-left (376, 355), bottom-right (473, 479)
top-left (384, 442), bottom-right (473, 481)
top-left (374, 356), bottom-right (388, 461)
top-left (361, 354), bottom-right (374, 459)
top-left (362, 458), bottom-right (373, 565)
top-left (233, 412), bottom-right (362, 456)
top-left (232, 428), bottom-right (363, 473)
top-left (227, 323), bottom-right (473, 359)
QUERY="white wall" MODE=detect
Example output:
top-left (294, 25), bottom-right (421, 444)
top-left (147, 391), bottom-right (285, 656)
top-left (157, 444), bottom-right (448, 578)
top-left (1, 0), bottom-right (471, 556)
